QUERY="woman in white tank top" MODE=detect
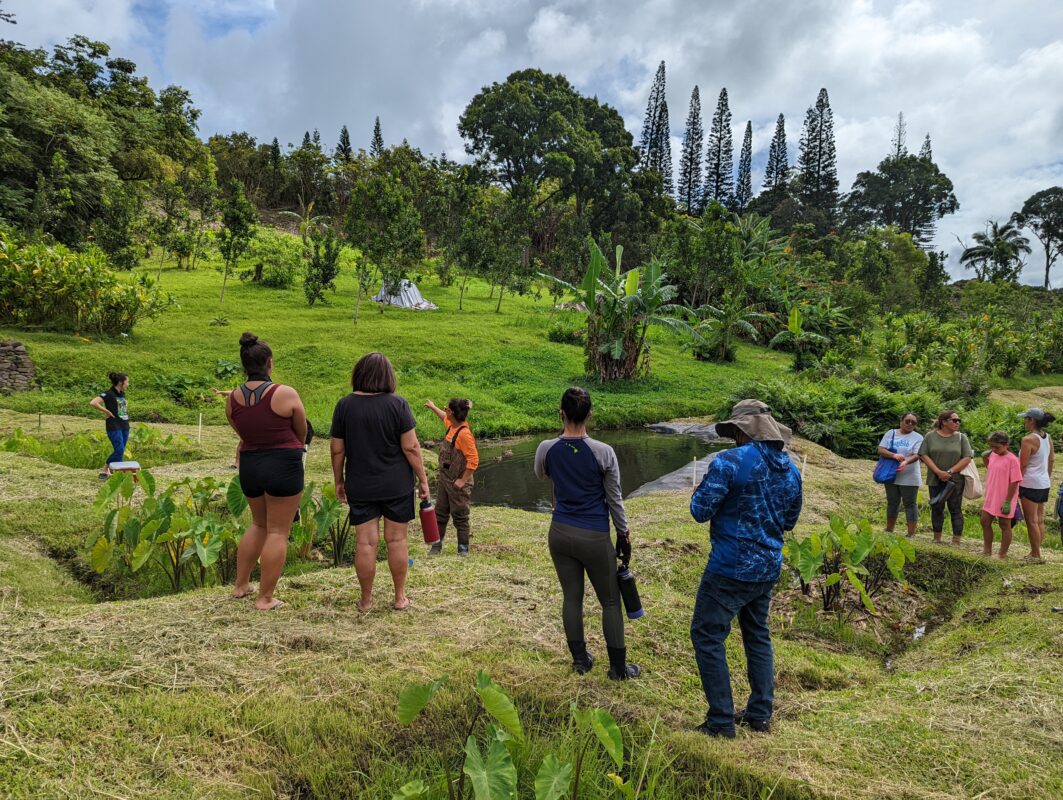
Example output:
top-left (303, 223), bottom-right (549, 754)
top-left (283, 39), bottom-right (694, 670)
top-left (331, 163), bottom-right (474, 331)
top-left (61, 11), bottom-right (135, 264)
top-left (1018, 408), bottom-right (1056, 560)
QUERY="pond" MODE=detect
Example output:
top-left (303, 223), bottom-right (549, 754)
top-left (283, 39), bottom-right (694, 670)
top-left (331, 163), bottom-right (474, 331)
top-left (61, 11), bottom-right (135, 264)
top-left (469, 428), bottom-right (731, 512)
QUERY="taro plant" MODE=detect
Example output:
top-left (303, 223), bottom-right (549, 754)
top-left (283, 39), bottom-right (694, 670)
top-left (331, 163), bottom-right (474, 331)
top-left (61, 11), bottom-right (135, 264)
top-left (783, 515), bottom-right (915, 614)
top-left (768, 306), bottom-right (830, 372)
top-left (318, 483), bottom-right (351, 566)
top-left (688, 291), bottom-right (769, 363)
top-left (395, 671), bottom-right (632, 800)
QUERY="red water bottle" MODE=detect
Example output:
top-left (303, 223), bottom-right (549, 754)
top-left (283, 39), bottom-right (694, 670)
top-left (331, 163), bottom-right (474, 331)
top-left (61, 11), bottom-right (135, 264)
top-left (420, 498), bottom-right (440, 544)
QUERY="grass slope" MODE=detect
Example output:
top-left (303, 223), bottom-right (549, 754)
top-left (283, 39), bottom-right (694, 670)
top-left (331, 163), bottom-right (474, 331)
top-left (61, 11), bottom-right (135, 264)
top-left (0, 261), bottom-right (789, 435)
top-left (2, 410), bottom-right (1063, 798)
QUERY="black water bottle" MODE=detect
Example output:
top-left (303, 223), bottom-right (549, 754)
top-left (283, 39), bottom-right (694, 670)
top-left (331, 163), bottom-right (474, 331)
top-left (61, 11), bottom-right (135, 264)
top-left (617, 564), bottom-right (644, 620)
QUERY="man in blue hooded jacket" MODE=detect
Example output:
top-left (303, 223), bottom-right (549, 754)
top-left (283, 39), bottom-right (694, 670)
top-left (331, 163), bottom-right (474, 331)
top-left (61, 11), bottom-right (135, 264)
top-left (690, 399), bottom-right (802, 738)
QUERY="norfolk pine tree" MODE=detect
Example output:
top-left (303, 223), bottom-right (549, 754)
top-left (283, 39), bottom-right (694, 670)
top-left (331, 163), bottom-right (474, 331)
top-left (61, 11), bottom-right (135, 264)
top-left (703, 88), bottom-right (733, 207)
top-left (763, 114), bottom-right (788, 192)
top-left (798, 88), bottom-right (839, 222)
top-left (677, 86), bottom-right (703, 213)
top-left (639, 61), bottom-right (672, 195)
top-left (734, 121), bottom-right (753, 211)
top-left (371, 116), bottom-right (384, 156)
top-left (335, 125), bottom-right (353, 163)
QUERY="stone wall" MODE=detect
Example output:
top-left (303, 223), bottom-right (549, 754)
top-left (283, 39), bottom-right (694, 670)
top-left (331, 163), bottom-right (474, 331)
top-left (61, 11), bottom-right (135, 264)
top-left (0, 341), bottom-right (36, 394)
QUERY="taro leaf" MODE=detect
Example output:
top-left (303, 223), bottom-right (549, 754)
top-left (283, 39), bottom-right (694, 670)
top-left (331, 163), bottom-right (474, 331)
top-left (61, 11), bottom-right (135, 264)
top-left (888, 546), bottom-right (906, 576)
top-left (850, 531), bottom-right (874, 566)
top-left (896, 536), bottom-right (917, 562)
top-left (475, 670), bottom-right (497, 691)
top-left (391, 780), bottom-right (429, 800)
top-left (195, 528), bottom-right (223, 567)
top-left (607, 772), bottom-right (636, 800)
top-left (824, 572), bottom-right (842, 587)
top-left (90, 536), bottom-right (114, 573)
top-left (533, 753), bottom-right (572, 800)
top-left (94, 472), bottom-right (125, 510)
top-left (589, 709), bottom-right (623, 770)
top-left (119, 473), bottom-right (136, 500)
top-left (397, 676), bottom-right (448, 725)
top-left (140, 470), bottom-right (156, 496)
top-left (478, 685), bottom-right (523, 744)
top-left (131, 538), bottom-right (154, 572)
top-left (570, 702), bottom-right (591, 732)
top-left (828, 514), bottom-right (847, 538)
top-left (322, 482), bottom-right (337, 501)
top-left (847, 571), bottom-right (876, 614)
top-left (463, 736), bottom-right (517, 800)
top-left (226, 475), bottom-right (248, 517)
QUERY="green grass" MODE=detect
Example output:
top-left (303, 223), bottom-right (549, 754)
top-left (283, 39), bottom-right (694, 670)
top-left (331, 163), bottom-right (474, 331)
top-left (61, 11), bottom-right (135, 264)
top-left (2, 411), bottom-right (1063, 797)
top-left (0, 258), bottom-right (790, 435)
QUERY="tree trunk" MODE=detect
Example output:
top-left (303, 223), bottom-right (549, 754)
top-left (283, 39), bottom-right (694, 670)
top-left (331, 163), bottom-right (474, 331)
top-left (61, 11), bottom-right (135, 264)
top-left (220, 265), bottom-right (230, 302)
top-left (495, 283), bottom-right (505, 313)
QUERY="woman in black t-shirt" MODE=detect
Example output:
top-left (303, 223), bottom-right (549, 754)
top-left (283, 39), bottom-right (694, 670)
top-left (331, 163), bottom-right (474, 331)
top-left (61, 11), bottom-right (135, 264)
top-left (89, 371), bottom-right (130, 479)
top-left (330, 352), bottom-right (430, 612)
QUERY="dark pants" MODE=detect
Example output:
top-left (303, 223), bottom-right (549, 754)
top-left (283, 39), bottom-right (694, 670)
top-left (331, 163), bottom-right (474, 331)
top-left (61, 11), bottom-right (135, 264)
top-left (690, 569), bottom-right (775, 731)
top-left (106, 428), bottom-right (129, 465)
top-left (436, 474), bottom-right (472, 545)
top-left (885, 483), bottom-right (919, 523)
top-left (930, 475), bottom-right (965, 536)
top-left (549, 520), bottom-right (624, 648)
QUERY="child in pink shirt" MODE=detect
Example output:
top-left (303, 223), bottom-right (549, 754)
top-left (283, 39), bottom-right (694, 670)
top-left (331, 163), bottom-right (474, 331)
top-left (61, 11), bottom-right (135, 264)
top-left (981, 431), bottom-right (1023, 559)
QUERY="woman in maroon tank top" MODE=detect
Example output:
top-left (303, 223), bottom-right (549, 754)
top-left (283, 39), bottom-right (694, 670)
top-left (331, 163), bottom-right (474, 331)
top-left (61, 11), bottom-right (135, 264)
top-left (225, 332), bottom-right (308, 610)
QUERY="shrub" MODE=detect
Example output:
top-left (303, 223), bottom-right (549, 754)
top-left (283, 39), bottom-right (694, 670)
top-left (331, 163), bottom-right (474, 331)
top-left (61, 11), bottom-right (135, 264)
top-left (241, 227), bottom-right (300, 288)
top-left (0, 229), bottom-right (174, 334)
top-left (546, 316), bottom-right (586, 346)
top-left (2, 424), bottom-right (199, 469)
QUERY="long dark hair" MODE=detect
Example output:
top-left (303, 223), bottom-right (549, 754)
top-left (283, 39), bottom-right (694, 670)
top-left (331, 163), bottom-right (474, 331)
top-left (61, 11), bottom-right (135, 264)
top-left (561, 387), bottom-right (592, 424)
top-left (352, 352), bottom-right (397, 393)
top-left (239, 332), bottom-right (272, 379)
top-left (108, 371), bottom-right (127, 389)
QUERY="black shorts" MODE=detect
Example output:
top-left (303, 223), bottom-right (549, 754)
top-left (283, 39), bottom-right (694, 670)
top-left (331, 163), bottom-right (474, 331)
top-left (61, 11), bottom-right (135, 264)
top-left (1018, 486), bottom-right (1050, 504)
top-left (239, 448), bottom-right (304, 498)
top-left (347, 493), bottom-right (415, 525)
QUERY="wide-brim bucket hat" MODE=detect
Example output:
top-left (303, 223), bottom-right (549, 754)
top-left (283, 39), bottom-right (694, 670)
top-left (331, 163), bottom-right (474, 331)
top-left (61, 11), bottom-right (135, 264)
top-left (713, 399), bottom-right (792, 445)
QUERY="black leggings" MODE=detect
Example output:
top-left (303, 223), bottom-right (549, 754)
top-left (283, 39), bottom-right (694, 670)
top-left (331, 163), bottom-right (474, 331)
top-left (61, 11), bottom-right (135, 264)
top-left (548, 520), bottom-right (624, 648)
top-left (930, 475), bottom-right (965, 537)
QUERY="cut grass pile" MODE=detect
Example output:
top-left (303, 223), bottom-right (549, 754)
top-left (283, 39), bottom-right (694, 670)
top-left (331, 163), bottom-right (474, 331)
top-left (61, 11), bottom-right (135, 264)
top-left (2, 413), bottom-right (1063, 797)
top-left (0, 261), bottom-right (790, 435)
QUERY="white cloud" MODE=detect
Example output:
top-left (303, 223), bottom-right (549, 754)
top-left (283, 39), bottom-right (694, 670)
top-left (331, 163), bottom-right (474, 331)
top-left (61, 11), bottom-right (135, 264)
top-left (8, 0), bottom-right (1063, 282)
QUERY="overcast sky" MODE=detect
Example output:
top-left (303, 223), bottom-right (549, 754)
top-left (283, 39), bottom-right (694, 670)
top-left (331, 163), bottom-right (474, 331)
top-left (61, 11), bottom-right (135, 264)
top-left (10, 0), bottom-right (1063, 282)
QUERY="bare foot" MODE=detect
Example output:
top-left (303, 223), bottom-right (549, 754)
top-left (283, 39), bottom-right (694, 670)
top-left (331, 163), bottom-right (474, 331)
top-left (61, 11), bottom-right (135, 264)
top-left (356, 597), bottom-right (372, 613)
top-left (393, 596), bottom-right (412, 611)
top-left (232, 586), bottom-right (253, 599)
top-left (951, 537), bottom-right (963, 546)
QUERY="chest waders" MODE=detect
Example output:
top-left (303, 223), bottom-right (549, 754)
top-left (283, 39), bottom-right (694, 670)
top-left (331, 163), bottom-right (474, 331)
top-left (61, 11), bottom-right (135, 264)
top-left (435, 425), bottom-right (473, 547)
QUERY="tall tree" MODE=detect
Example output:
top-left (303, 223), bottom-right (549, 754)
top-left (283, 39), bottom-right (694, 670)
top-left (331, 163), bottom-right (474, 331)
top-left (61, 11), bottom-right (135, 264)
top-left (335, 124), bottom-right (352, 163)
top-left (638, 61), bottom-right (672, 194)
top-left (218, 180), bottom-right (257, 302)
top-left (676, 86), bottom-right (703, 213)
top-left (1013, 187), bottom-right (1063, 288)
top-left (843, 151), bottom-right (958, 246)
top-left (960, 219), bottom-right (1031, 283)
top-left (919, 133), bottom-right (932, 161)
top-left (890, 112), bottom-right (907, 159)
top-left (734, 120), bottom-right (753, 211)
top-left (762, 113), bottom-right (788, 192)
top-left (798, 88), bottom-right (839, 220)
top-left (370, 116), bottom-right (384, 156)
top-left (703, 88), bottom-right (733, 206)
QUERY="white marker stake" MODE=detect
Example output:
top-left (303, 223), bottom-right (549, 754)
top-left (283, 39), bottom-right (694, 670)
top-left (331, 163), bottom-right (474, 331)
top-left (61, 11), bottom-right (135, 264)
top-left (198, 413), bottom-right (203, 444)
top-left (801, 454), bottom-right (807, 481)
top-left (692, 457), bottom-right (698, 490)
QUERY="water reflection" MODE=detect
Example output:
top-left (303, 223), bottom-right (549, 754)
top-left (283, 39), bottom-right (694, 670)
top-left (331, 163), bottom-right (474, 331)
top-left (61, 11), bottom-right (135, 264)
top-left (470, 428), bottom-right (730, 512)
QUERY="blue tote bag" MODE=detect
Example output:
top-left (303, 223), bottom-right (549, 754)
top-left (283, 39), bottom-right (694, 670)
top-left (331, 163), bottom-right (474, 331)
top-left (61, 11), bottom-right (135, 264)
top-left (873, 430), bottom-right (899, 484)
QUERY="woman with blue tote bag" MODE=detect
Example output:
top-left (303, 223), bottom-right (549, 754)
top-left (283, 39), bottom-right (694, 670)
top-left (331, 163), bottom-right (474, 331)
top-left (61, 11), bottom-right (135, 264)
top-left (875, 413), bottom-right (924, 536)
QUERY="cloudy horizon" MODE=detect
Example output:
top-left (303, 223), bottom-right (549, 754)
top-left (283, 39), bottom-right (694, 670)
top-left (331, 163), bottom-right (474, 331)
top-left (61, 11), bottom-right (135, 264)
top-left (9, 0), bottom-right (1063, 283)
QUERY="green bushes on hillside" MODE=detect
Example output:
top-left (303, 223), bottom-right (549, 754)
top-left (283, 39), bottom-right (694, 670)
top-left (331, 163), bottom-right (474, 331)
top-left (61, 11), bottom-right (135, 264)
top-left (0, 229), bottom-right (173, 334)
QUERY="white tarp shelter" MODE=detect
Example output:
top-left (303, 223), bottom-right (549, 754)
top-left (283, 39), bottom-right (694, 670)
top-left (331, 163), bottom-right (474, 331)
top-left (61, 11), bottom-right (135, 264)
top-left (373, 279), bottom-right (438, 310)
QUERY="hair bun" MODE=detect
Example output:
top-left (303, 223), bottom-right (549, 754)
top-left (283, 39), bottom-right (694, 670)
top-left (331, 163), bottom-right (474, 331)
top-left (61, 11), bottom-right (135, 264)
top-left (239, 332), bottom-right (258, 349)
top-left (108, 371), bottom-right (120, 384)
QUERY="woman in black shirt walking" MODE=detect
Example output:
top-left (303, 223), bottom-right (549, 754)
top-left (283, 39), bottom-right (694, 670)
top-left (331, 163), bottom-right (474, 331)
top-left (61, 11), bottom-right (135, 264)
top-left (89, 371), bottom-right (130, 479)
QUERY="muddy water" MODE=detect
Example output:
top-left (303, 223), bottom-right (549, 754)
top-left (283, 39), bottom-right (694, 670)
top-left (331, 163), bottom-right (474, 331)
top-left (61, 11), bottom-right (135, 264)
top-left (469, 428), bottom-right (730, 512)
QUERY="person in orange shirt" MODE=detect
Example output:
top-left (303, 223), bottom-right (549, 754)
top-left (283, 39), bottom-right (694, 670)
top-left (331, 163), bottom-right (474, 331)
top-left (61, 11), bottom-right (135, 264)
top-left (425, 398), bottom-right (479, 556)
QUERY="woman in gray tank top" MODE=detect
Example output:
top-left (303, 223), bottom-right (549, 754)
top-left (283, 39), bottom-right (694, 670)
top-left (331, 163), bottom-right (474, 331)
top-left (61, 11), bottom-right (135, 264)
top-left (1017, 408), bottom-right (1056, 561)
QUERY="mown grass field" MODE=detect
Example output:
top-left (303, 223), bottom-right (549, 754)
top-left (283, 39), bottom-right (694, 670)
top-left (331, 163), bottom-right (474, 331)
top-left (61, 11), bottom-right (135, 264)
top-left (0, 259), bottom-right (790, 435)
top-left (1, 403), bottom-right (1062, 798)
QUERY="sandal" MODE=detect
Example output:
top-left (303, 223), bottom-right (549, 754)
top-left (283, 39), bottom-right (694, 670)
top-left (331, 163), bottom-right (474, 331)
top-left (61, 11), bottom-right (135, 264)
top-left (255, 600), bottom-right (285, 611)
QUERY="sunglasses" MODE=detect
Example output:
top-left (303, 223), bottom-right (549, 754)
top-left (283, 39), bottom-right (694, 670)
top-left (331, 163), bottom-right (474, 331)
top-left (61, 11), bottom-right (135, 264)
top-left (902, 419), bottom-right (918, 425)
top-left (948, 418), bottom-right (962, 424)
